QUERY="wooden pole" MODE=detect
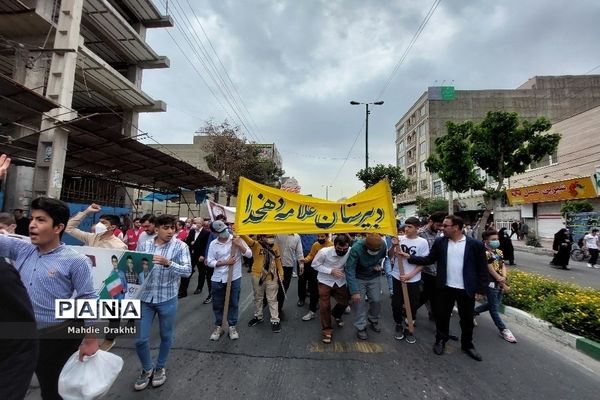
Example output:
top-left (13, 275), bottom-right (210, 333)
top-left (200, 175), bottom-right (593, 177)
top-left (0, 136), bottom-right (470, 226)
top-left (397, 257), bottom-right (415, 334)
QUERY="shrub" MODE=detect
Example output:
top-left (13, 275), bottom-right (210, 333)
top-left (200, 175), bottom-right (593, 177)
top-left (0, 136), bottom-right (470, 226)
top-left (504, 270), bottom-right (600, 341)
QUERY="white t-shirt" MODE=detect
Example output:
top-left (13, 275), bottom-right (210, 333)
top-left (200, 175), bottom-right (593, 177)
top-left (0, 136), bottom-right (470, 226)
top-left (391, 236), bottom-right (429, 283)
top-left (446, 236), bottom-right (467, 289)
top-left (584, 234), bottom-right (599, 250)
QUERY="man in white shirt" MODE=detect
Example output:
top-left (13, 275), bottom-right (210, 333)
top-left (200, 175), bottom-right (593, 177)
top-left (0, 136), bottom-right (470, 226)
top-left (207, 220), bottom-right (252, 341)
top-left (65, 203), bottom-right (127, 250)
top-left (583, 228), bottom-right (599, 268)
top-left (312, 234), bottom-right (351, 343)
top-left (400, 215), bottom-right (488, 361)
top-left (389, 217), bottom-right (429, 344)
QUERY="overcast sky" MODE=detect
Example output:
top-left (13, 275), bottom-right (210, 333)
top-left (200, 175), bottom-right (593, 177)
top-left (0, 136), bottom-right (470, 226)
top-left (139, 0), bottom-right (600, 201)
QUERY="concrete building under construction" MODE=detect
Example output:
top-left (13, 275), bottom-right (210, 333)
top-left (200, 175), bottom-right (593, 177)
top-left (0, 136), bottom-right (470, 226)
top-left (0, 0), bottom-right (220, 216)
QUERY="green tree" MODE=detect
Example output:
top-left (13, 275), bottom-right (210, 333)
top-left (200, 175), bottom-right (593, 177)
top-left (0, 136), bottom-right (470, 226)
top-left (201, 120), bottom-right (284, 205)
top-left (427, 111), bottom-right (561, 237)
top-left (560, 200), bottom-right (594, 217)
top-left (415, 196), bottom-right (449, 217)
top-left (356, 164), bottom-right (411, 197)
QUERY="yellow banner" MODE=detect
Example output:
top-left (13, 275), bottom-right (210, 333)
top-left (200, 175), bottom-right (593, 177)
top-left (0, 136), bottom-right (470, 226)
top-left (235, 177), bottom-right (397, 235)
top-left (506, 176), bottom-right (598, 205)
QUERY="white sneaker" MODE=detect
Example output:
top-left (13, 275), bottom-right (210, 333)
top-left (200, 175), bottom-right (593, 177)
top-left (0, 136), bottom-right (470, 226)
top-left (344, 305), bottom-right (351, 314)
top-left (210, 326), bottom-right (223, 341)
top-left (594, 265), bottom-right (600, 269)
top-left (501, 328), bottom-right (517, 343)
top-left (587, 263), bottom-right (593, 268)
top-left (229, 326), bottom-right (239, 340)
top-left (302, 311), bottom-right (315, 321)
top-left (292, 272), bottom-right (298, 278)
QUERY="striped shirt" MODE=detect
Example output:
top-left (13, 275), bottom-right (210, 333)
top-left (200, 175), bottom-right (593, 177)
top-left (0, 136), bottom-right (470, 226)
top-left (0, 234), bottom-right (96, 328)
top-left (137, 236), bottom-right (192, 303)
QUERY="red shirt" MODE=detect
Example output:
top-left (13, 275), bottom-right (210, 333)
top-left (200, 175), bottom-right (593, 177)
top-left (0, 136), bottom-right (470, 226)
top-left (125, 228), bottom-right (142, 251)
top-left (176, 229), bottom-right (189, 241)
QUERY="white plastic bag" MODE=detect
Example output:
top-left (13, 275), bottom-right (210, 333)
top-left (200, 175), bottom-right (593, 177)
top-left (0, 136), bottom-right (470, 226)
top-left (58, 350), bottom-right (124, 400)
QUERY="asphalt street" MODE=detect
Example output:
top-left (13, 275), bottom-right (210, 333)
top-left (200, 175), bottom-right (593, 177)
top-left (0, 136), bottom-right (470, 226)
top-left (512, 250), bottom-right (600, 289)
top-left (25, 272), bottom-right (600, 400)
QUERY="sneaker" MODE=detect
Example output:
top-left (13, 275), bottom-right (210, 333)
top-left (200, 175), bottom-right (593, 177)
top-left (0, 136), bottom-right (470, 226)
top-left (152, 368), bottom-right (167, 387)
top-left (248, 317), bottom-right (264, 327)
top-left (271, 321), bottom-right (282, 333)
top-left (594, 265), bottom-right (600, 269)
top-left (203, 295), bottom-right (212, 304)
top-left (292, 272), bottom-right (298, 278)
top-left (302, 311), bottom-right (315, 321)
top-left (394, 324), bottom-right (405, 340)
top-left (209, 326), bottom-right (223, 341)
top-left (99, 338), bottom-right (115, 352)
top-left (368, 319), bottom-right (381, 333)
top-left (500, 328), bottom-right (517, 343)
top-left (229, 326), bottom-right (239, 340)
top-left (193, 288), bottom-right (202, 294)
top-left (357, 328), bottom-right (368, 340)
top-left (322, 335), bottom-right (332, 344)
top-left (473, 317), bottom-right (478, 327)
top-left (587, 263), bottom-right (593, 268)
top-left (405, 330), bottom-right (416, 344)
top-left (344, 305), bottom-right (351, 314)
top-left (134, 369), bottom-right (153, 391)
top-left (335, 317), bottom-right (344, 327)
top-left (297, 299), bottom-right (305, 307)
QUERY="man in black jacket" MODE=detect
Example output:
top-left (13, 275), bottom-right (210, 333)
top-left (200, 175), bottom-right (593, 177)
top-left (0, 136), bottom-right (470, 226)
top-left (180, 218), bottom-right (211, 298)
top-left (398, 215), bottom-right (488, 361)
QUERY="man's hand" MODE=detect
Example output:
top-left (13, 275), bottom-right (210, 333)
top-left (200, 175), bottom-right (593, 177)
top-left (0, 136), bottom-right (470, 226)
top-left (399, 273), bottom-right (412, 282)
top-left (299, 263), bottom-right (304, 275)
top-left (232, 236), bottom-right (245, 249)
top-left (331, 269), bottom-right (345, 278)
top-left (78, 335), bottom-right (99, 361)
top-left (351, 293), bottom-right (361, 304)
top-left (198, 255), bottom-right (205, 263)
top-left (496, 276), bottom-right (506, 284)
top-left (85, 203), bottom-right (101, 214)
top-left (153, 255), bottom-right (171, 266)
top-left (221, 255), bottom-right (236, 266)
top-left (0, 154), bottom-right (11, 180)
top-left (396, 250), bottom-right (410, 258)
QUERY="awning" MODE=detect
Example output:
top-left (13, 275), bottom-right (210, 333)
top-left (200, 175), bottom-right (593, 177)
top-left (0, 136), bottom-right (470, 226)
top-left (506, 176), bottom-right (598, 205)
top-left (2, 112), bottom-right (222, 193)
top-left (0, 74), bottom-right (59, 124)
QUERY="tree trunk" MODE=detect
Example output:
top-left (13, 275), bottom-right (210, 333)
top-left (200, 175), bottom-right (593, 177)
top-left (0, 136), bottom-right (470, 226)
top-left (447, 191), bottom-right (454, 215)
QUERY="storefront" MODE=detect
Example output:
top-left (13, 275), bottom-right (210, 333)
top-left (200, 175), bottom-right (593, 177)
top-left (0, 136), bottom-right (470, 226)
top-left (506, 176), bottom-right (599, 239)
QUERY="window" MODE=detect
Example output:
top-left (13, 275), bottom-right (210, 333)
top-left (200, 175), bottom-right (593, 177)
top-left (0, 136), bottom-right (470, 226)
top-left (398, 156), bottom-right (405, 167)
top-left (420, 179), bottom-right (428, 190)
top-left (419, 141), bottom-right (427, 155)
top-left (420, 161), bottom-right (426, 173)
top-left (407, 166), bottom-right (416, 177)
top-left (397, 140), bottom-right (405, 153)
top-left (528, 149), bottom-right (559, 170)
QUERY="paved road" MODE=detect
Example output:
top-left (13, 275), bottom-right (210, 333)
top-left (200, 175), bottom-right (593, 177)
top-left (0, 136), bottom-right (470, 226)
top-left (25, 274), bottom-right (600, 400)
top-left (512, 250), bottom-right (600, 289)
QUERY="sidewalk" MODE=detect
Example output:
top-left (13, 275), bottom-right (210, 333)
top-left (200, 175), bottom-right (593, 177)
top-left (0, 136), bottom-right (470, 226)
top-left (511, 236), bottom-right (555, 257)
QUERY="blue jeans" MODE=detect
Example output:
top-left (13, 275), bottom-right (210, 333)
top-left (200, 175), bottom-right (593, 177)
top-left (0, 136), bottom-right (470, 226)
top-left (474, 285), bottom-right (506, 331)
top-left (353, 278), bottom-right (382, 330)
top-left (212, 278), bottom-right (241, 327)
top-left (136, 297), bottom-right (178, 371)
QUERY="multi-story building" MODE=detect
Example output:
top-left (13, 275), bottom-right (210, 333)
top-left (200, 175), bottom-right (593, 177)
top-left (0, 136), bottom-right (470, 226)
top-left (0, 0), bottom-right (219, 214)
top-left (395, 75), bottom-right (600, 218)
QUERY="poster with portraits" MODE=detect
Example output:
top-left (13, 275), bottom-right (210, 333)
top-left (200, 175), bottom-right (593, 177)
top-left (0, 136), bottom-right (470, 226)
top-left (69, 246), bottom-right (154, 299)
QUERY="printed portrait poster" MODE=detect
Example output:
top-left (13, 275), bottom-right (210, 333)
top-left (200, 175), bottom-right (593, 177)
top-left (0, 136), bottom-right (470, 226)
top-left (69, 246), bottom-right (154, 300)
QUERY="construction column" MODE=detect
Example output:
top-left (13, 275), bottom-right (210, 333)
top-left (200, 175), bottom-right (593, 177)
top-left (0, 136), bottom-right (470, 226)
top-left (32, 0), bottom-right (83, 199)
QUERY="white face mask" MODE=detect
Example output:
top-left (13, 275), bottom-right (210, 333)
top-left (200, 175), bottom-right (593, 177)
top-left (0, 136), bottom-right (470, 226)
top-left (95, 222), bottom-right (107, 234)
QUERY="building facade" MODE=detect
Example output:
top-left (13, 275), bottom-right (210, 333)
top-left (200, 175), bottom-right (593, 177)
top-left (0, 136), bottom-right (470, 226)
top-left (395, 75), bottom-right (600, 222)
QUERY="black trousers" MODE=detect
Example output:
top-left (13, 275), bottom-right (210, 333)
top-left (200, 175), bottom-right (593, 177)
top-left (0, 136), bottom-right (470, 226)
top-left (436, 286), bottom-right (475, 349)
top-left (37, 329), bottom-right (82, 400)
top-left (180, 260), bottom-right (213, 296)
top-left (0, 341), bottom-right (38, 400)
top-left (298, 263), bottom-right (318, 312)
top-left (418, 273), bottom-right (438, 318)
top-left (277, 266), bottom-right (294, 311)
top-left (590, 248), bottom-right (599, 266)
top-left (391, 278), bottom-right (421, 325)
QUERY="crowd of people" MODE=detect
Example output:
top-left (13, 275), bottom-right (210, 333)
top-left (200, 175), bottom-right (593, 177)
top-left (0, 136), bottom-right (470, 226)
top-left (1, 152), bottom-right (526, 399)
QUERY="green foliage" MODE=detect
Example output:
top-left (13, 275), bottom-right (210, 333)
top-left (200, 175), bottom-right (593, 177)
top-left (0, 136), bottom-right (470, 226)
top-left (415, 196), bottom-right (448, 217)
top-left (470, 111), bottom-right (561, 189)
top-left (201, 120), bottom-right (284, 205)
top-left (425, 121), bottom-right (485, 193)
top-left (356, 164), bottom-right (411, 196)
top-left (505, 270), bottom-right (600, 341)
top-left (560, 200), bottom-right (594, 217)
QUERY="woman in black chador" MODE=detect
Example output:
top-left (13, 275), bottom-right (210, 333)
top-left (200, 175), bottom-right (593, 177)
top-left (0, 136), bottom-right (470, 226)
top-left (551, 228), bottom-right (573, 269)
top-left (498, 228), bottom-right (515, 265)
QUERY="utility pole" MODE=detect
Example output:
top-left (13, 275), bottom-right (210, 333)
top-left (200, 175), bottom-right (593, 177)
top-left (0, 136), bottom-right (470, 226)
top-left (350, 100), bottom-right (384, 171)
top-left (32, 0), bottom-right (84, 198)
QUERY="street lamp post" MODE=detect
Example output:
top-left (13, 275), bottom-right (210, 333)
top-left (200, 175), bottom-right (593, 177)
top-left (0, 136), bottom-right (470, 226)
top-left (322, 185), bottom-right (333, 200)
top-left (350, 100), bottom-right (384, 171)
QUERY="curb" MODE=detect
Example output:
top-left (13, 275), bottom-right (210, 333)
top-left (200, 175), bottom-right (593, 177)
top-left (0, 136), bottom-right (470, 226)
top-left (512, 244), bottom-right (555, 257)
top-left (500, 305), bottom-right (600, 362)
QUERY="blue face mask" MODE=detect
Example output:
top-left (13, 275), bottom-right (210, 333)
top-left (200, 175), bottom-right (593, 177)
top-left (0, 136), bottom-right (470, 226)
top-left (488, 240), bottom-right (500, 249)
top-left (219, 230), bottom-right (229, 239)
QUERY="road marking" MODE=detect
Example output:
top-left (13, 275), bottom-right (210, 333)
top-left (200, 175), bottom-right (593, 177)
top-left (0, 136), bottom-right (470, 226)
top-left (308, 341), bottom-right (384, 353)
